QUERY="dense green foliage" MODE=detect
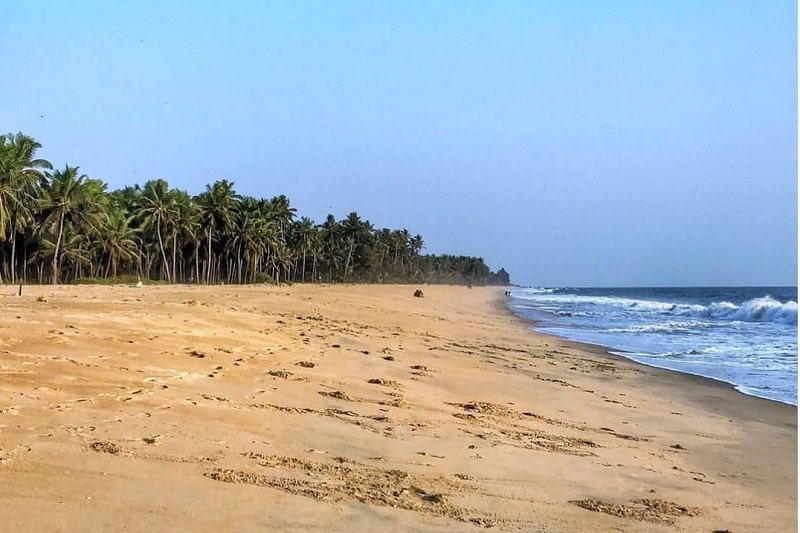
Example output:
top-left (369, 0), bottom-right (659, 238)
top-left (0, 132), bottom-right (510, 286)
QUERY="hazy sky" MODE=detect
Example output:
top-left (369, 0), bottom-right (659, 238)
top-left (2, 1), bottom-right (796, 287)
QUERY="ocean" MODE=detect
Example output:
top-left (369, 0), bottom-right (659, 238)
top-left (507, 287), bottom-right (798, 405)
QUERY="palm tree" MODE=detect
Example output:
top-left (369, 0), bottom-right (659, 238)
top-left (269, 241), bottom-right (294, 285)
top-left (321, 214), bottom-right (340, 282)
top-left (409, 234), bottom-right (424, 278)
top-left (267, 194), bottom-right (296, 243)
top-left (0, 133), bottom-right (52, 283)
top-left (77, 178), bottom-right (109, 279)
top-left (101, 208), bottom-right (140, 279)
top-left (139, 179), bottom-right (176, 282)
top-left (41, 165), bottom-right (102, 284)
top-left (292, 216), bottom-right (315, 282)
top-left (307, 226), bottom-right (323, 282)
top-left (169, 189), bottom-right (198, 283)
top-left (229, 197), bottom-right (270, 284)
top-left (31, 225), bottom-right (91, 283)
top-left (195, 179), bottom-right (238, 283)
top-left (340, 212), bottom-right (372, 281)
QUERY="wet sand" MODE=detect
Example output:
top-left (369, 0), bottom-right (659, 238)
top-left (0, 284), bottom-right (795, 531)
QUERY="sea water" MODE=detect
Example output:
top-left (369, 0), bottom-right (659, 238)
top-left (507, 287), bottom-right (797, 405)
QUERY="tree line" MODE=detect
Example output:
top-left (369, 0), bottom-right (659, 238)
top-left (0, 132), bottom-right (511, 286)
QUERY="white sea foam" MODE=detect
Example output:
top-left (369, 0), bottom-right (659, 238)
top-left (606, 321), bottom-right (713, 334)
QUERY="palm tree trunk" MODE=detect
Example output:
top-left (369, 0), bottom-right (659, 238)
top-left (155, 216), bottom-right (171, 282)
top-left (206, 227), bottom-right (212, 284)
top-left (51, 212), bottom-right (66, 284)
top-left (172, 232), bottom-right (178, 283)
top-left (21, 233), bottom-right (28, 283)
top-left (10, 230), bottom-right (16, 284)
top-left (237, 246), bottom-right (243, 284)
top-left (344, 239), bottom-right (355, 281)
top-left (312, 254), bottom-right (317, 283)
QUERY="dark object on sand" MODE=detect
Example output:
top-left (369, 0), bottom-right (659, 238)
top-left (413, 289), bottom-right (424, 298)
top-left (18, 283), bottom-right (22, 296)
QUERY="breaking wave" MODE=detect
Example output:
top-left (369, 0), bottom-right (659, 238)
top-left (684, 296), bottom-right (797, 325)
top-left (514, 291), bottom-right (797, 325)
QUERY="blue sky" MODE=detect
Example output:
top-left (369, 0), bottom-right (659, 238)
top-left (1, 1), bottom-right (796, 286)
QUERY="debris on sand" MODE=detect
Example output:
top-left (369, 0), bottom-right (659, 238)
top-left (143, 434), bottom-right (164, 445)
top-left (88, 441), bottom-right (121, 454)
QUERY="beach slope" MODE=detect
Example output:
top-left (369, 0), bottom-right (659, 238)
top-left (0, 284), bottom-right (795, 531)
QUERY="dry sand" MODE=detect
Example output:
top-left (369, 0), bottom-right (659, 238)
top-left (0, 283), bottom-right (795, 532)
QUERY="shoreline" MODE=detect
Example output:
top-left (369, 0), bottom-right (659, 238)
top-left (494, 290), bottom-right (797, 425)
top-left (499, 290), bottom-right (798, 409)
top-left (0, 283), bottom-right (795, 531)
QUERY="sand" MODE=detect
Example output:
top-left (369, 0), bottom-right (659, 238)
top-left (0, 283), bottom-right (795, 532)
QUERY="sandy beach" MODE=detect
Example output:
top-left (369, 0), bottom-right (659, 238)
top-left (0, 283), bottom-right (795, 532)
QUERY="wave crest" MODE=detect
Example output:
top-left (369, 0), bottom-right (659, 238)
top-left (685, 296), bottom-right (797, 325)
top-left (513, 290), bottom-right (797, 325)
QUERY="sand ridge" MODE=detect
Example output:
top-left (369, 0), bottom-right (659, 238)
top-left (0, 284), bottom-right (795, 531)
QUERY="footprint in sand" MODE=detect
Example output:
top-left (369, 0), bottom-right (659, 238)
top-left (367, 378), bottom-right (400, 388)
top-left (319, 390), bottom-right (352, 401)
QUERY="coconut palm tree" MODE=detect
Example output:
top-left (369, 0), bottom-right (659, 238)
top-left (0, 133), bottom-right (52, 283)
top-left (409, 234), bottom-right (424, 278)
top-left (101, 208), bottom-right (140, 279)
top-left (139, 179), bottom-right (177, 282)
top-left (307, 226), bottom-right (323, 282)
top-left (320, 214), bottom-right (340, 282)
top-left (168, 189), bottom-right (198, 283)
top-left (340, 212), bottom-right (373, 281)
top-left (31, 225), bottom-right (91, 283)
top-left (229, 197), bottom-right (271, 284)
top-left (267, 194), bottom-right (296, 243)
top-left (292, 216), bottom-right (315, 282)
top-left (40, 165), bottom-right (104, 284)
top-left (269, 241), bottom-right (294, 285)
top-left (195, 179), bottom-right (238, 283)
